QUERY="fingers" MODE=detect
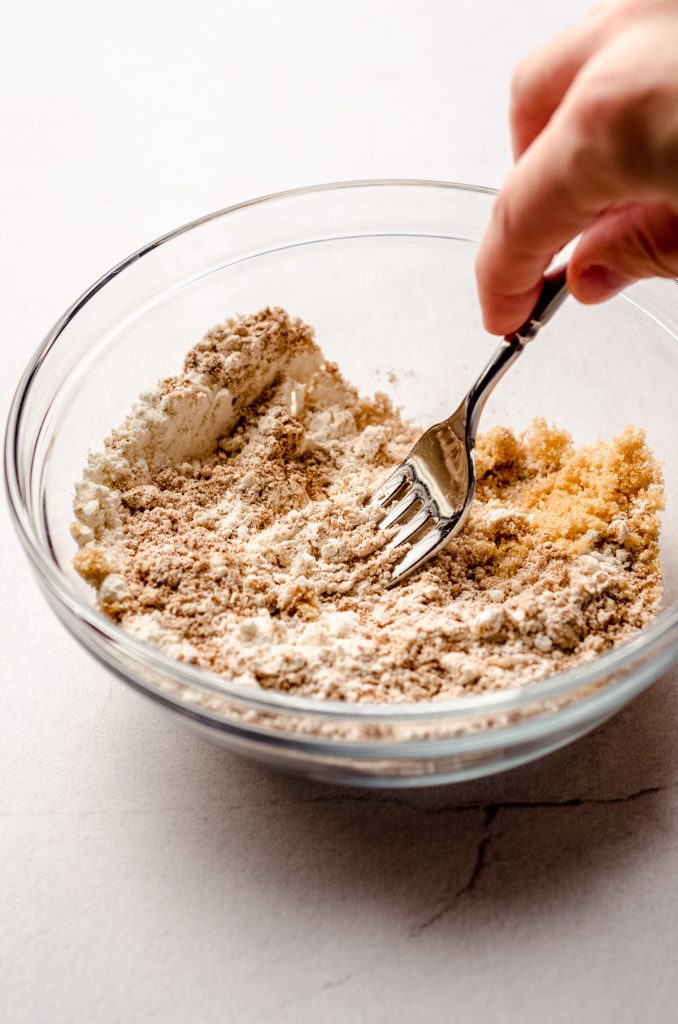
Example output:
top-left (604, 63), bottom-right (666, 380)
top-left (569, 200), bottom-right (678, 302)
top-left (510, 16), bottom-right (607, 159)
top-left (478, 2), bottom-right (678, 335)
top-left (476, 98), bottom-right (624, 334)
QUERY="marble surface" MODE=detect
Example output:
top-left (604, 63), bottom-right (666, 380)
top-left (3, 1), bottom-right (677, 1021)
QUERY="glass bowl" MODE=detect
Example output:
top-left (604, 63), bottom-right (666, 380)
top-left (6, 180), bottom-right (678, 787)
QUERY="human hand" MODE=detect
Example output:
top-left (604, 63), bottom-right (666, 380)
top-left (476, 0), bottom-right (678, 334)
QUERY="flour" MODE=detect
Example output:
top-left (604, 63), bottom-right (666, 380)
top-left (72, 307), bottom-right (664, 704)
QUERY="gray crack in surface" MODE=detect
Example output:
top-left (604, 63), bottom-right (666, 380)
top-left (409, 784), bottom-right (667, 937)
top-left (411, 804), bottom-right (499, 936)
top-left (244, 780), bottom-right (669, 1017)
top-left (220, 782), bottom-right (670, 817)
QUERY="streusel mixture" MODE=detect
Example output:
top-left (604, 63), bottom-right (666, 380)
top-left (72, 308), bottom-right (663, 703)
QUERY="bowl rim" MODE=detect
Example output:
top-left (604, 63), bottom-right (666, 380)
top-left (6, 177), bottom-right (678, 725)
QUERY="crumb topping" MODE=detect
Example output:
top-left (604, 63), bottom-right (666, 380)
top-left (72, 308), bottom-right (664, 703)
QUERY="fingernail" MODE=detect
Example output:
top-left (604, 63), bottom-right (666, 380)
top-left (576, 265), bottom-right (633, 302)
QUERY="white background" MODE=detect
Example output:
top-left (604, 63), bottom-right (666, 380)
top-left (4, 2), bottom-right (678, 1022)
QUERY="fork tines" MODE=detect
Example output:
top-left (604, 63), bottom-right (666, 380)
top-left (371, 464), bottom-right (447, 583)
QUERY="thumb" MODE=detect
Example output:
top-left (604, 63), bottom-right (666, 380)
top-left (569, 201), bottom-right (678, 303)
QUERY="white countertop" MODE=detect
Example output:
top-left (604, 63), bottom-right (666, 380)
top-left (4, 2), bottom-right (678, 1021)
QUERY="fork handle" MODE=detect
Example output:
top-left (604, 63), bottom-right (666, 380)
top-left (508, 266), bottom-right (569, 345)
top-left (465, 266), bottom-right (569, 437)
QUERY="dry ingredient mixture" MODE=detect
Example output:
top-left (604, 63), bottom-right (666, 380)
top-left (72, 308), bottom-right (664, 704)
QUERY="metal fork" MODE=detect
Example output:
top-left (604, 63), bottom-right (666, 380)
top-left (373, 267), bottom-right (570, 585)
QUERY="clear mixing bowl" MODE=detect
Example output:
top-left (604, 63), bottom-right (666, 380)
top-left (6, 180), bottom-right (678, 787)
